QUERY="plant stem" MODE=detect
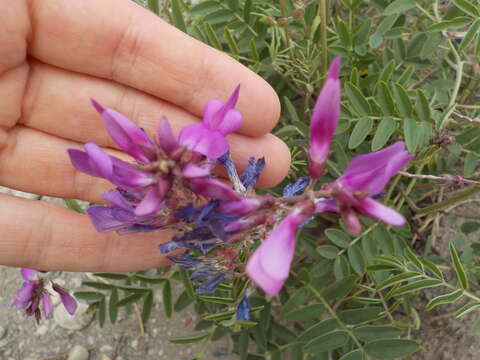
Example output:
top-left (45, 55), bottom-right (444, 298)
top-left (307, 284), bottom-right (366, 354)
top-left (319, 0), bottom-right (328, 74)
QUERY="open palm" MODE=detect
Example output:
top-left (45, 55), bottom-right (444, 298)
top-left (0, 0), bottom-right (290, 272)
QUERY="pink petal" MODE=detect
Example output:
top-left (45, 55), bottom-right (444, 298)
top-left (85, 142), bottom-right (113, 179)
top-left (67, 149), bottom-right (97, 176)
top-left (203, 85), bottom-right (241, 134)
top-left (101, 190), bottom-right (134, 211)
top-left (189, 178), bottom-right (240, 201)
top-left (181, 163), bottom-right (211, 178)
top-left (53, 284), bottom-right (77, 315)
top-left (245, 249), bottom-right (285, 296)
top-left (308, 58), bottom-right (341, 179)
top-left (178, 124), bottom-right (229, 159)
top-left (157, 117), bottom-right (178, 154)
top-left (41, 292), bottom-right (53, 318)
top-left (21, 268), bottom-right (38, 281)
top-left (134, 186), bottom-right (164, 216)
top-left (341, 206), bottom-right (362, 235)
top-left (356, 197), bottom-right (405, 226)
top-left (93, 100), bottom-right (154, 162)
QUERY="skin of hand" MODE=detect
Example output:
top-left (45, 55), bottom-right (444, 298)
top-left (0, 0), bottom-right (291, 273)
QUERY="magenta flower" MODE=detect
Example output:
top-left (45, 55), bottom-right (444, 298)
top-left (246, 202), bottom-right (315, 296)
top-left (321, 141), bottom-right (413, 233)
top-left (12, 269), bottom-right (78, 321)
top-left (308, 57), bottom-right (341, 179)
top-left (178, 85), bottom-right (242, 159)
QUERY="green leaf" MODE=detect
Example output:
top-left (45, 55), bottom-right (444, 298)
top-left (403, 118), bottom-right (418, 152)
top-left (379, 60), bottom-right (396, 83)
top-left (376, 82), bottom-right (396, 116)
top-left (97, 298), bottom-right (106, 328)
top-left (134, 274), bottom-right (165, 284)
top-left (322, 275), bottom-right (357, 300)
top-left (325, 229), bottom-right (351, 248)
top-left (317, 245), bottom-right (340, 259)
top-left (82, 281), bottom-right (115, 290)
top-left (393, 83), bottom-right (413, 117)
top-left (422, 258), bottom-right (444, 280)
top-left (298, 318), bottom-right (338, 342)
top-left (283, 96), bottom-right (301, 123)
top-left (169, 333), bottom-right (210, 344)
top-left (345, 82), bottom-right (371, 116)
top-left (224, 28), bottom-right (239, 56)
top-left (142, 291), bottom-right (154, 324)
top-left (427, 17), bottom-right (472, 32)
top-left (349, 117), bottom-right (373, 149)
top-left (338, 306), bottom-right (382, 325)
top-left (348, 245), bottom-right (366, 275)
top-left (190, 1), bottom-right (220, 16)
top-left (455, 302), bottom-right (480, 317)
top-left (461, 221), bottom-right (480, 234)
top-left (415, 89), bottom-right (431, 123)
top-left (364, 339), bottom-right (421, 359)
top-left (304, 330), bottom-right (349, 353)
top-left (239, 329), bottom-right (249, 360)
top-left (460, 18), bottom-right (480, 51)
top-left (74, 291), bottom-right (105, 302)
top-left (174, 290), bottom-right (194, 312)
top-left (453, 0), bottom-right (480, 17)
top-left (339, 349), bottom-right (363, 360)
top-left (116, 292), bottom-right (145, 307)
top-left (243, 0), bottom-right (252, 23)
top-left (373, 255), bottom-right (404, 268)
top-left (109, 288), bottom-right (118, 324)
top-left (284, 303), bottom-right (325, 321)
top-left (198, 296), bottom-right (235, 305)
top-left (372, 117), bottom-right (396, 151)
top-left (115, 285), bottom-right (150, 294)
top-left (403, 246), bottom-right (424, 272)
top-left (204, 23), bottom-right (221, 49)
top-left (437, 103), bottom-right (457, 130)
top-left (353, 326), bottom-right (402, 342)
top-left (93, 273), bottom-right (129, 280)
top-left (283, 287), bottom-right (310, 313)
top-left (426, 289), bottom-right (464, 310)
top-left (147, 0), bottom-right (160, 15)
top-left (204, 8), bottom-right (235, 25)
top-left (337, 18), bottom-right (352, 48)
top-left (397, 65), bottom-right (414, 86)
top-left (450, 242), bottom-right (469, 289)
top-left (383, 0), bottom-right (416, 15)
top-left (390, 279), bottom-right (443, 297)
top-left (163, 280), bottom-right (173, 318)
top-left (171, 0), bottom-right (186, 32)
top-left (464, 152), bottom-right (479, 176)
top-left (64, 199), bottom-right (85, 214)
top-left (179, 269), bottom-right (195, 298)
top-left (334, 254), bottom-right (351, 279)
top-left (377, 272), bottom-right (422, 291)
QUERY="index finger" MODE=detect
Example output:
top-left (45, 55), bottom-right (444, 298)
top-left (28, 0), bottom-right (280, 136)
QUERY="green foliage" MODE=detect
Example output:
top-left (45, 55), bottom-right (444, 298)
top-left (82, 0), bottom-right (480, 358)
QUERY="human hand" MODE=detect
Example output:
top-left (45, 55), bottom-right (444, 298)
top-left (0, 0), bottom-right (290, 272)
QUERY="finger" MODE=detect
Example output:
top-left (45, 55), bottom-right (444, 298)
top-left (21, 61), bottom-right (206, 147)
top-left (28, 0), bottom-right (280, 136)
top-left (0, 127), bottom-right (290, 201)
top-left (0, 194), bottom-right (175, 272)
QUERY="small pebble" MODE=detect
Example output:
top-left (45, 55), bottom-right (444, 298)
top-left (67, 345), bottom-right (89, 360)
top-left (54, 302), bottom-right (93, 330)
top-left (0, 326), bottom-right (6, 339)
top-left (131, 339), bottom-right (138, 349)
top-left (100, 345), bottom-right (114, 353)
top-left (35, 325), bottom-right (49, 336)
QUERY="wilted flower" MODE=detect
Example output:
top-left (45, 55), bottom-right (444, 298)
top-left (12, 269), bottom-right (77, 321)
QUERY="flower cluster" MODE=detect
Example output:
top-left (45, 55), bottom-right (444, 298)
top-left (12, 269), bottom-right (77, 322)
top-left (12, 57), bottom-right (413, 318)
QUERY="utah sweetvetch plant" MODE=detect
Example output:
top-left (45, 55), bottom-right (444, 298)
top-left (12, 0), bottom-right (480, 359)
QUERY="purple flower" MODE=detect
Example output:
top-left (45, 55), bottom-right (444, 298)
top-left (12, 269), bottom-right (77, 321)
top-left (308, 57), bottom-right (341, 179)
top-left (322, 141), bottom-right (413, 233)
top-left (91, 99), bottom-right (156, 163)
top-left (178, 85), bottom-right (242, 158)
top-left (52, 283), bottom-right (78, 315)
top-left (246, 202), bottom-right (315, 296)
